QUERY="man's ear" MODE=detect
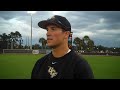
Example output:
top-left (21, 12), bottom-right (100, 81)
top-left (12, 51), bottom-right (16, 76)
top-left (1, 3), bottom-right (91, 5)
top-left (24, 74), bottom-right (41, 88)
top-left (64, 31), bottom-right (70, 39)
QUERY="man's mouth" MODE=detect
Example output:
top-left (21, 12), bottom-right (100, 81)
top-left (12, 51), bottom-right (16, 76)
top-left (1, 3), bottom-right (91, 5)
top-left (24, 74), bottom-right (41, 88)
top-left (47, 38), bottom-right (53, 40)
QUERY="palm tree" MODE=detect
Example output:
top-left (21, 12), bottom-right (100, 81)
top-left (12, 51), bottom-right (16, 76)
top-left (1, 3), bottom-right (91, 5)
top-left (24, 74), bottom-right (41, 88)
top-left (39, 38), bottom-right (47, 49)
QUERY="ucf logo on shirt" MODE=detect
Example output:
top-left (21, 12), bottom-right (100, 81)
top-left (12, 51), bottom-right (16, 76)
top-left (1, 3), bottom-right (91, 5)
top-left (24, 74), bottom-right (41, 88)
top-left (48, 66), bottom-right (58, 78)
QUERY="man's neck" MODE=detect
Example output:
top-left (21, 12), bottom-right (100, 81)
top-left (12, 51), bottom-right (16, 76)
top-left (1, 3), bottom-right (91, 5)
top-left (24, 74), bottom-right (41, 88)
top-left (52, 45), bottom-right (70, 58)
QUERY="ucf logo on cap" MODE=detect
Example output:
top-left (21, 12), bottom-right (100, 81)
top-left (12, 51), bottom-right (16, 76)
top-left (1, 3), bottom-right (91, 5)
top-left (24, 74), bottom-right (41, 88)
top-left (51, 16), bottom-right (55, 19)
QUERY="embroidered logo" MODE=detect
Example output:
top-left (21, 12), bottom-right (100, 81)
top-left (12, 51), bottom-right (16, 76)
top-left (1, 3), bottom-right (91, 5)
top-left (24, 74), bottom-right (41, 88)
top-left (48, 66), bottom-right (58, 78)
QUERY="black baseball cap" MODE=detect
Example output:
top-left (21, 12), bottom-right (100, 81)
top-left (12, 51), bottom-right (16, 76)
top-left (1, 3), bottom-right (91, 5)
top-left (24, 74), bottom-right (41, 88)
top-left (38, 15), bottom-right (71, 32)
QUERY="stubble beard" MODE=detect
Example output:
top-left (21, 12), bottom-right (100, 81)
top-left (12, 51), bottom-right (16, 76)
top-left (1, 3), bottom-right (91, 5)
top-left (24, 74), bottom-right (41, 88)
top-left (48, 43), bottom-right (61, 49)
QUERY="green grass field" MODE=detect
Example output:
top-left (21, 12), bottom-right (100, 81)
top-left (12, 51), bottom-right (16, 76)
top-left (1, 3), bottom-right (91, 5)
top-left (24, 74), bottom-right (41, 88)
top-left (0, 54), bottom-right (120, 79)
top-left (84, 55), bottom-right (120, 79)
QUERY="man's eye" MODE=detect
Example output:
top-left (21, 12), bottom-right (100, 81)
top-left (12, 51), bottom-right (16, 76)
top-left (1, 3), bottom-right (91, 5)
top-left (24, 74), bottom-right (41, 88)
top-left (52, 28), bottom-right (55, 31)
top-left (51, 27), bottom-right (56, 31)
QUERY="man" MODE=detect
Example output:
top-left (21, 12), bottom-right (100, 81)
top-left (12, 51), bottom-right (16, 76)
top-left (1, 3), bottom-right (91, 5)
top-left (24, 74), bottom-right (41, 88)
top-left (31, 15), bottom-right (94, 79)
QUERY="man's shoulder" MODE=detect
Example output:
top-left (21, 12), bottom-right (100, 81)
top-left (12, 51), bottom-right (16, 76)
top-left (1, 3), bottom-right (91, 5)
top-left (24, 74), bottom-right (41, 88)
top-left (36, 53), bottom-right (50, 64)
top-left (70, 50), bottom-right (87, 63)
top-left (39, 53), bottom-right (50, 60)
top-left (71, 51), bottom-right (94, 79)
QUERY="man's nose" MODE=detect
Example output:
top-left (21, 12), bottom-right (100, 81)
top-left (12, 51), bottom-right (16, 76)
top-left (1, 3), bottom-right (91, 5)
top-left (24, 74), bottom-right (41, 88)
top-left (46, 30), bottom-right (51, 36)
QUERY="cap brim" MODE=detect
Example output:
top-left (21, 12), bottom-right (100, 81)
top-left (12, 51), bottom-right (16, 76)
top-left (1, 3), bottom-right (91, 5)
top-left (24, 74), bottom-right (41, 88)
top-left (38, 20), bottom-right (60, 29)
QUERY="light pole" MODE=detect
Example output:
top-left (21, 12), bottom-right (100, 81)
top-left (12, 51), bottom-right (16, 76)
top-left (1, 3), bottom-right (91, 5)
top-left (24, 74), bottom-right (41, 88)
top-left (27, 11), bottom-right (36, 50)
top-left (114, 48), bottom-right (116, 52)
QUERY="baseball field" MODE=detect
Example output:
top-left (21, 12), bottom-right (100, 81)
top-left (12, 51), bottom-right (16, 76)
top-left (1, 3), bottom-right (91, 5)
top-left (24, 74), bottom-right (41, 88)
top-left (0, 54), bottom-right (120, 79)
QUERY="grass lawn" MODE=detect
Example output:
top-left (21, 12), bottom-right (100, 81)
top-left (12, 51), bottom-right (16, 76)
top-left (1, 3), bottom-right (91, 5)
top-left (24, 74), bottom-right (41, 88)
top-left (84, 55), bottom-right (120, 79)
top-left (0, 54), bottom-right (44, 79)
top-left (0, 54), bottom-right (120, 79)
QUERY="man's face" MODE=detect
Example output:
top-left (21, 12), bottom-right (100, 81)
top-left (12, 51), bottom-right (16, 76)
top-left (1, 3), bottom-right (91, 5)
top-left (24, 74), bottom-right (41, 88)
top-left (46, 25), bottom-right (67, 48)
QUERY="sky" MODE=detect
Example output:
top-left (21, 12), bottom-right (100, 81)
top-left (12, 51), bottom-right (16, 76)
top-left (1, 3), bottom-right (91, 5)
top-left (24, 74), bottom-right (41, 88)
top-left (0, 11), bottom-right (120, 47)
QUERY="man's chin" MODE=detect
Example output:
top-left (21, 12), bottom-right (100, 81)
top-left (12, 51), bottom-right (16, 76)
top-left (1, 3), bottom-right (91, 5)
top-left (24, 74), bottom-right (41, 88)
top-left (47, 45), bottom-right (57, 49)
top-left (47, 44), bottom-right (53, 48)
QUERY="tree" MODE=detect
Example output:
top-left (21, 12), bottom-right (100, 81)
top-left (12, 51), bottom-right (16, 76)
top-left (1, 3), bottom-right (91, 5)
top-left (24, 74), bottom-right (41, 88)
top-left (34, 44), bottom-right (40, 49)
top-left (82, 36), bottom-right (89, 51)
top-left (83, 35), bottom-right (90, 45)
top-left (73, 37), bottom-right (82, 50)
top-left (0, 33), bottom-right (11, 49)
top-left (15, 31), bottom-right (23, 49)
top-left (7, 31), bottom-right (23, 49)
top-left (87, 40), bottom-right (94, 51)
top-left (0, 31), bottom-right (23, 49)
top-left (82, 35), bottom-right (95, 52)
top-left (39, 37), bottom-right (47, 49)
top-left (9, 32), bottom-right (16, 49)
top-left (0, 33), bottom-right (9, 41)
